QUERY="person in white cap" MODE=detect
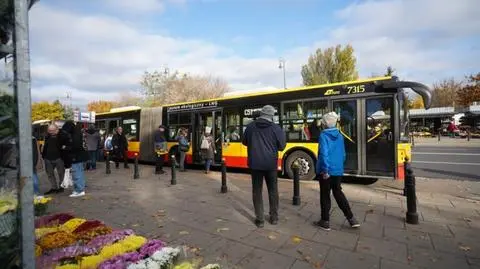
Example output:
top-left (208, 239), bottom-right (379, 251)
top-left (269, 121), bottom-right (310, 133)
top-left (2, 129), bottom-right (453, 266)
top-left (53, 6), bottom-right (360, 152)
top-left (315, 111), bottom-right (360, 230)
top-left (200, 126), bottom-right (216, 173)
top-left (242, 105), bottom-right (286, 228)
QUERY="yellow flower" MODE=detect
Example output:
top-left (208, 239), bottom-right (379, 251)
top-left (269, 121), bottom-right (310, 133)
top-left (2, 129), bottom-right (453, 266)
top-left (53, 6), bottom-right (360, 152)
top-left (80, 255), bottom-right (103, 269)
top-left (55, 264), bottom-right (80, 269)
top-left (35, 227), bottom-right (64, 239)
top-left (34, 197), bottom-right (53, 205)
top-left (61, 218), bottom-right (86, 232)
top-left (99, 242), bottom-right (128, 260)
top-left (35, 245), bottom-right (42, 257)
top-left (120, 235), bottom-right (147, 251)
top-left (174, 262), bottom-right (195, 269)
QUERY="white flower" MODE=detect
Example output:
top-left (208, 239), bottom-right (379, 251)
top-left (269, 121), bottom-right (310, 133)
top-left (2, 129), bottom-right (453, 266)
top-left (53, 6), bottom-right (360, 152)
top-left (200, 264), bottom-right (220, 269)
top-left (127, 260), bottom-right (148, 269)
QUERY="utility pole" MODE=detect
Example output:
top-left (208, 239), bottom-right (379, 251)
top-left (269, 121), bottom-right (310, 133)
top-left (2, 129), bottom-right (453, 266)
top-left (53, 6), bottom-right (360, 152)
top-left (278, 58), bottom-right (286, 89)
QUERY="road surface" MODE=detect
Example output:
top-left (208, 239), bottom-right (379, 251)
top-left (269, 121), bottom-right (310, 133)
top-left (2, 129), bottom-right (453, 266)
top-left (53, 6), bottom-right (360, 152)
top-left (412, 145), bottom-right (480, 181)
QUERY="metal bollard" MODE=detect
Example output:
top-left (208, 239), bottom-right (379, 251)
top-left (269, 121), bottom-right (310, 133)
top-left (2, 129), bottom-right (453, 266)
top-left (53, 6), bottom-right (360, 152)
top-left (133, 153), bottom-right (140, 179)
top-left (170, 155), bottom-right (177, 185)
top-left (468, 130), bottom-right (471, 141)
top-left (292, 161), bottom-right (301, 206)
top-left (221, 159), bottom-right (228, 193)
top-left (438, 130), bottom-right (441, 141)
top-left (155, 152), bottom-right (162, 174)
top-left (404, 157), bottom-right (419, 224)
top-left (105, 151), bottom-right (111, 174)
top-left (411, 134), bottom-right (415, 147)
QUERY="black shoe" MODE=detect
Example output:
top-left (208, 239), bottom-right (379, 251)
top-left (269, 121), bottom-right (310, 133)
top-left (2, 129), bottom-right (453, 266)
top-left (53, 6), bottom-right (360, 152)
top-left (45, 189), bottom-right (56, 195)
top-left (348, 217), bottom-right (360, 228)
top-left (255, 219), bottom-right (264, 228)
top-left (314, 220), bottom-right (331, 231)
top-left (115, 164), bottom-right (119, 169)
top-left (124, 165), bottom-right (130, 169)
top-left (269, 216), bottom-right (278, 225)
top-left (56, 188), bottom-right (64, 193)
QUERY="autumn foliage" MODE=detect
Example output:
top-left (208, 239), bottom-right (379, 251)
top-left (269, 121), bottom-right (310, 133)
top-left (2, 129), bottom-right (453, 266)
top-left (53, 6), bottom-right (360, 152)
top-left (31, 100), bottom-right (65, 122)
top-left (87, 100), bottom-right (118, 113)
top-left (457, 73), bottom-right (480, 107)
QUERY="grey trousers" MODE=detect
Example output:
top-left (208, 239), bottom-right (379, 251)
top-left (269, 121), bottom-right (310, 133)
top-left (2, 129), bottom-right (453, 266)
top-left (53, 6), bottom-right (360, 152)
top-left (179, 151), bottom-right (186, 170)
top-left (251, 169), bottom-right (279, 222)
top-left (44, 158), bottom-right (65, 189)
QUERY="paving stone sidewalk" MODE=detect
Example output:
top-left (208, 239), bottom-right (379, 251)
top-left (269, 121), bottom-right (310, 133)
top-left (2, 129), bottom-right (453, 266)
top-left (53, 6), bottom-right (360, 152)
top-left (40, 164), bottom-right (480, 269)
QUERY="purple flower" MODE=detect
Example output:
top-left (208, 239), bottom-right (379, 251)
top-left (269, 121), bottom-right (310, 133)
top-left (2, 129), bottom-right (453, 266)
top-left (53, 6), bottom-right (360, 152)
top-left (99, 251), bottom-right (144, 269)
top-left (139, 240), bottom-right (165, 257)
top-left (87, 229), bottom-right (134, 250)
top-left (45, 245), bottom-right (97, 262)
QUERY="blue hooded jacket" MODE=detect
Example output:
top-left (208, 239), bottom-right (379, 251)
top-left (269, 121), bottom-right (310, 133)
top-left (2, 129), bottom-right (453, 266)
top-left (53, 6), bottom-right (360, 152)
top-left (316, 128), bottom-right (346, 176)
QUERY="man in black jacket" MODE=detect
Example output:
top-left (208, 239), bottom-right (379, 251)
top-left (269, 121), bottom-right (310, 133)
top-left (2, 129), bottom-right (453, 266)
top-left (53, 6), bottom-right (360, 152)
top-left (42, 124), bottom-right (65, 194)
top-left (112, 126), bottom-right (129, 169)
top-left (242, 105), bottom-right (286, 227)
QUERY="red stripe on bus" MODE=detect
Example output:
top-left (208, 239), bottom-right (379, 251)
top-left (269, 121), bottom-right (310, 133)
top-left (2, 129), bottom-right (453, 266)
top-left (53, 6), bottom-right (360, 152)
top-left (397, 165), bottom-right (404, 181)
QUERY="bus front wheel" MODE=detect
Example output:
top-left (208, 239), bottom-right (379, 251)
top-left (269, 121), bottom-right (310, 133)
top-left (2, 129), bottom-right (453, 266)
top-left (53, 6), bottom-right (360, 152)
top-left (285, 151), bottom-right (316, 181)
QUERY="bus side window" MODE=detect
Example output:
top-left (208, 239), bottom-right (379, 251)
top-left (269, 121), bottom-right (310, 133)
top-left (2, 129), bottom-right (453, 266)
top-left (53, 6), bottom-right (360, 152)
top-left (225, 111), bottom-right (240, 142)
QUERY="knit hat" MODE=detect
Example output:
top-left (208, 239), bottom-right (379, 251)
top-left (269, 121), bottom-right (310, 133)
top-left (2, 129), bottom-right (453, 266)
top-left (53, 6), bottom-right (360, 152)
top-left (259, 105), bottom-right (276, 122)
top-left (322, 112), bottom-right (339, 128)
top-left (205, 126), bottom-right (212, 134)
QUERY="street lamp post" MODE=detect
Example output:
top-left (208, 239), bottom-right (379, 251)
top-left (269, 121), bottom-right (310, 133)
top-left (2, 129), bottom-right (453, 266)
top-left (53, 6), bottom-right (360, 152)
top-left (278, 58), bottom-right (286, 89)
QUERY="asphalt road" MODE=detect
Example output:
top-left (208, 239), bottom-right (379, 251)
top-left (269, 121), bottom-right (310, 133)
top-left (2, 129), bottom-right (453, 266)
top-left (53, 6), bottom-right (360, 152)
top-left (412, 146), bottom-right (480, 181)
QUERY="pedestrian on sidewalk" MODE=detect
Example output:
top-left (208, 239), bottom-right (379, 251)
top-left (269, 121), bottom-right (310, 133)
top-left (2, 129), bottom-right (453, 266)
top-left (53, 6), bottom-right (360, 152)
top-left (201, 126), bottom-right (216, 174)
top-left (112, 126), bottom-right (129, 169)
top-left (154, 125), bottom-right (167, 174)
top-left (85, 124), bottom-right (101, 171)
top-left (314, 112), bottom-right (360, 231)
top-left (242, 105), bottom-right (286, 228)
top-left (42, 124), bottom-right (66, 195)
top-left (176, 127), bottom-right (189, 172)
top-left (62, 121), bottom-right (88, 197)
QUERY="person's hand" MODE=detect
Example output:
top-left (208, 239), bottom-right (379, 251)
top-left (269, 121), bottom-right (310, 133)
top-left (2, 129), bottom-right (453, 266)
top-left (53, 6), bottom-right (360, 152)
top-left (214, 150), bottom-right (217, 154)
top-left (322, 172), bottom-right (330, 180)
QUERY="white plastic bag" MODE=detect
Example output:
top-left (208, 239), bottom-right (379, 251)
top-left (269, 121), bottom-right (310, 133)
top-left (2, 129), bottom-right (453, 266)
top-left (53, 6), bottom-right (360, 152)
top-left (60, 168), bottom-right (73, 189)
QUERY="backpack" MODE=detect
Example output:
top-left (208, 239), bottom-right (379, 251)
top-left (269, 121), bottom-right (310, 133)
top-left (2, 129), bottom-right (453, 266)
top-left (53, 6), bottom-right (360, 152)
top-left (200, 136), bottom-right (210, 150)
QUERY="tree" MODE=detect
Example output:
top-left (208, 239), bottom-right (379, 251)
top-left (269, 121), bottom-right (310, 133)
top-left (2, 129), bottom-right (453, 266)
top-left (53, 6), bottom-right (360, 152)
top-left (87, 100), bottom-right (117, 113)
top-left (63, 105), bottom-right (74, 120)
top-left (31, 100), bottom-right (65, 122)
top-left (431, 78), bottom-right (463, 107)
top-left (385, 66), bottom-right (395, 76)
top-left (116, 92), bottom-right (142, 107)
top-left (140, 70), bottom-right (229, 106)
top-left (457, 73), bottom-right (480, 107)
top-left (301, 44), bottom-right (359, 86)
top-left (409, 95), bottom-right (424, 109)
top-left (0, 93), bottom-right (16, 138)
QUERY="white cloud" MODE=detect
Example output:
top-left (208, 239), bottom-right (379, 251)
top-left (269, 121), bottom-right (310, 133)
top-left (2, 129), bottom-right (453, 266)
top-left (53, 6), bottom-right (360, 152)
top-left (102, 0), bottom-right (186, 13)
top-left (28, 0), bottom-right (479, 106)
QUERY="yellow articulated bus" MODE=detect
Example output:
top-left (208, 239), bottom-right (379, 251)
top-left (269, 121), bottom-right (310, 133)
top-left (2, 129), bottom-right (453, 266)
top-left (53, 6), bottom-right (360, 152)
top-left (95, 76), bottom-right (432, 181)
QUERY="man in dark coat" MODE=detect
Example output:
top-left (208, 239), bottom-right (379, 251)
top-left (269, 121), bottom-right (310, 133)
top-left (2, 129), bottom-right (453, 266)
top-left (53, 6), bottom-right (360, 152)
top-left (42, 124), bottom-right (66, 194)
top-left (242, 105), bottom-right (286, 228)
top-left (112, 126), bottom-right (129, 169)
top-left (153, 125), bottom-right (167, 174)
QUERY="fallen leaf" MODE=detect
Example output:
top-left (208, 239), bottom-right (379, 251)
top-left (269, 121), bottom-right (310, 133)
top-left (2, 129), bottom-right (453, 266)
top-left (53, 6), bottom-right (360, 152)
top-left (267, 234), bottom-right (277, 240)
top-left (216, 227), bottom-right (230, 233)
top-left (459, 245), bottom-right (471, 252)
top-left (366, 209), bottom-right (374, 214)
top-left (303, 255), bottom-right (311, 262)
top-left (313, 261), bottom-right (323, 268)
top-left (132, 224), bottom-right (140, 227)
top-left (464, 218), bottom-right (472, 223)
top-left (291, 236), bottom-right (302, 244)
top-left (216, 218), bottom-right (225, 222)
top-left (82, 196), bottom-right (90, 200)
top-left (179, 231), bottom-right (190, 235)
top-left (158, 224), bottom-right (164, 228)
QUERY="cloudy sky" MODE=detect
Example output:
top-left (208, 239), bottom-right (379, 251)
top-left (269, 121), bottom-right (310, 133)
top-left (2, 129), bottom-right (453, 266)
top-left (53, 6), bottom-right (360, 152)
top-left (28, 0), bottom-right (479, 108)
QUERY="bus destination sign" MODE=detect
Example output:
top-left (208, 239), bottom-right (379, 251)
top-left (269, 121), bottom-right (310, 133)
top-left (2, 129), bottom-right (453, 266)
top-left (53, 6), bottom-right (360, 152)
top-left (166, 101), bottom-right (219, 112)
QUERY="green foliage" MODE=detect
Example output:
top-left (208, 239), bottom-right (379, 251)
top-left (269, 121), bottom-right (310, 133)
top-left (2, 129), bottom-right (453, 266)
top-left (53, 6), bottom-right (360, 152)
top-left (385, 66), bottom-right (395, 76)
top-left (0, 93), bottom-right (16, 138)
top-left (31, 100), bottom-right (65, 122)
top-left (301, 44), bottom-right (359, 86)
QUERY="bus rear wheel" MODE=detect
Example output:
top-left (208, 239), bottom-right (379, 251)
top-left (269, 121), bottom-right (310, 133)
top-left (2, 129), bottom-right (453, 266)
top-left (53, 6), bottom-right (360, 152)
top-left (285, 151), bottom-right (316, 181)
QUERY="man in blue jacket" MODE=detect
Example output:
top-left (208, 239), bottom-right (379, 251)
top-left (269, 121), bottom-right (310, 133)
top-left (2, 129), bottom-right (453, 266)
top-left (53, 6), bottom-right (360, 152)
top-left (243, 105), bottom-right (286, 228)
top-left (315, 112), bottom-right (360, 230)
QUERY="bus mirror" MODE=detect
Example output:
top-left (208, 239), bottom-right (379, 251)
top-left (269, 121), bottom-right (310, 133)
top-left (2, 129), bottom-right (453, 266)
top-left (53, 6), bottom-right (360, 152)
top-left (380, 80), bottom-right (433, 109)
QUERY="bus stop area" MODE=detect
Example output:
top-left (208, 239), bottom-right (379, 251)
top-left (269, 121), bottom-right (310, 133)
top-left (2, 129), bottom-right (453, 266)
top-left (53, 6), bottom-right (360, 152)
top-left (39, 164), bottom-right (480, 269)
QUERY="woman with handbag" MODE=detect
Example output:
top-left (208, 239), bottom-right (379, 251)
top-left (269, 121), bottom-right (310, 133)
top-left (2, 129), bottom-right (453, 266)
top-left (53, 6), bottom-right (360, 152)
top-left (176, 128), bottom-right (189, 172)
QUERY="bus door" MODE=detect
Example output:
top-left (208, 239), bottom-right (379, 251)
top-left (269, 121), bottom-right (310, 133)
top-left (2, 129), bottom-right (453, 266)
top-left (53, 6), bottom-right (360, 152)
top-left (333, 100), bottom-right (359, 175)
top-left (365, 97), bottom-right (395, 177)
top-left (193, 110), bottom-right (223, 164)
